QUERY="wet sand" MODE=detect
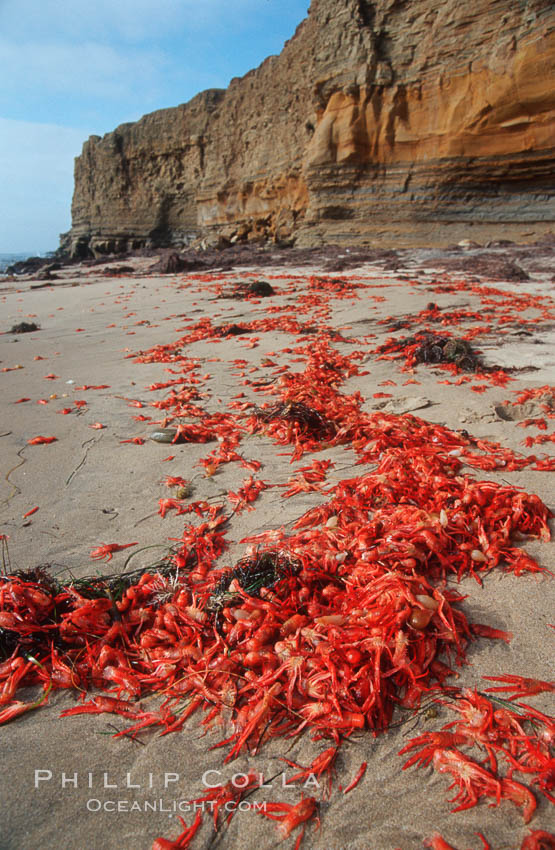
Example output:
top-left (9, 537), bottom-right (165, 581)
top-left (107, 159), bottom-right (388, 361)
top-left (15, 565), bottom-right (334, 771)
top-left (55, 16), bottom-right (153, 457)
top-left (0, 246), bottom-right (553, 850)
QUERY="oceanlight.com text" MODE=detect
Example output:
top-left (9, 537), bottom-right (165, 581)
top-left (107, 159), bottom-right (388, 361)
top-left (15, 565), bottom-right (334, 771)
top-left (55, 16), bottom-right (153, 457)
top-left (85, 799), bottom-right (268, 814)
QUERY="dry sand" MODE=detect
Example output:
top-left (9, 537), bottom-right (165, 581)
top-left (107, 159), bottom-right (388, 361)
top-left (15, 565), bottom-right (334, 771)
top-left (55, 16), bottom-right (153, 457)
top-left (0, 249), bottom-right (553, 850)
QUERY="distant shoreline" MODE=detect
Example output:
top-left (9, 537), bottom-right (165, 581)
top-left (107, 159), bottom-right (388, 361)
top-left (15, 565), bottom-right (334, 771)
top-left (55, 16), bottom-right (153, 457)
top-left (0, 252), bottom-right (54, 272)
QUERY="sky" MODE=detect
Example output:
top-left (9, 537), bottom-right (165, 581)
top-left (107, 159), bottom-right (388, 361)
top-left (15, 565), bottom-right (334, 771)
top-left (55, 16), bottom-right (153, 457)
top-left (0, 0), bottom-right (310, 254)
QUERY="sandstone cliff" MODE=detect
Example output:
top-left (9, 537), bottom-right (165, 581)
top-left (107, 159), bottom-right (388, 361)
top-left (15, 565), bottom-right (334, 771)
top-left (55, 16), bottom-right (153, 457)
top-left (62, 0), bottom-right (555, 256)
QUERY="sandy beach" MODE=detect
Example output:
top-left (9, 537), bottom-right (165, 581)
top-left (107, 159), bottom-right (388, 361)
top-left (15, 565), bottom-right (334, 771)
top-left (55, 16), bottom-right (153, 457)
top-left (0, 245), bottom-right (553, 850)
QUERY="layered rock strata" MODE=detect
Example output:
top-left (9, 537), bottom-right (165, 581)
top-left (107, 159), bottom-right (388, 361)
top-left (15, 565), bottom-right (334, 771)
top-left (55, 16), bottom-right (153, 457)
top-left (62, 0), bottom-right (555, 256)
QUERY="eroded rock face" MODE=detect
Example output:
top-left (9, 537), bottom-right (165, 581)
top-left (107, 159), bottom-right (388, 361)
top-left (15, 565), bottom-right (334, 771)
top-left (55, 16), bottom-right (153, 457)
top-left (61, 0), bottom-right (555, 256)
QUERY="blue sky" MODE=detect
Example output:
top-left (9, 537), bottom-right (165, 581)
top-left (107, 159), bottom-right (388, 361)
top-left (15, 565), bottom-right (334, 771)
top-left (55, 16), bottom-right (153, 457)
top-left (0, 0), bottom-right (310, 254)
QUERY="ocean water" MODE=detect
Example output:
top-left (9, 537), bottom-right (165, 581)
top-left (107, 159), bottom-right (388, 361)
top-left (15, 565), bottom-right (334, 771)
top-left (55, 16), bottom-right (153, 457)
top-left (0, 252), bottom-right (44, 272)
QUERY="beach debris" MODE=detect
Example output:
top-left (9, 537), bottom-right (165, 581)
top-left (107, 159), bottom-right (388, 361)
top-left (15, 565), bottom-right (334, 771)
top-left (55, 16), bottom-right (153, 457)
top-left (9, 321), bottom-right (40, 334)
top-left (207, 549), bottom-right (301, 620)
top-left (150, 424), bottom-right (216, 443)
top-left (243, 279), bottom-right (275, 297)
top-left (251, 401), bottom-right (335, 443)
top-left (428, 253), bottom-right (530, 282)
top-left (150, 430), bottom-right (176, 443)
top-left (377, 332), bottom-right (481, 371)
top-left (217, 279), bottom-right (275, 299)
top-left (152, 252), bottom-right (188, 274)
top-left (214, 323), bottom-right (250, 336)
top-left (34, 265), bottom-right (60, 281)
top-left (0, 553), bottom-right (188, 609)
top-left (149, 252), bottom-right (209, 274)
top-left (323, 248), bottom-right (399, 272)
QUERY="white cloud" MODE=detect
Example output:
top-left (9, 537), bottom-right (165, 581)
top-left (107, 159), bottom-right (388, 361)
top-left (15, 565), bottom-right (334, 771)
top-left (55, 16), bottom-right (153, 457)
top-left (0, 118), bottom-right (89, 253)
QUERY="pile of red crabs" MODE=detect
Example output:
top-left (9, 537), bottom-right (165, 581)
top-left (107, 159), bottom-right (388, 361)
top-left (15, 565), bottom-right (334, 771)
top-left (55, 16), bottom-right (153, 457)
top-left (1, 267), bottom-right (554, 850)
